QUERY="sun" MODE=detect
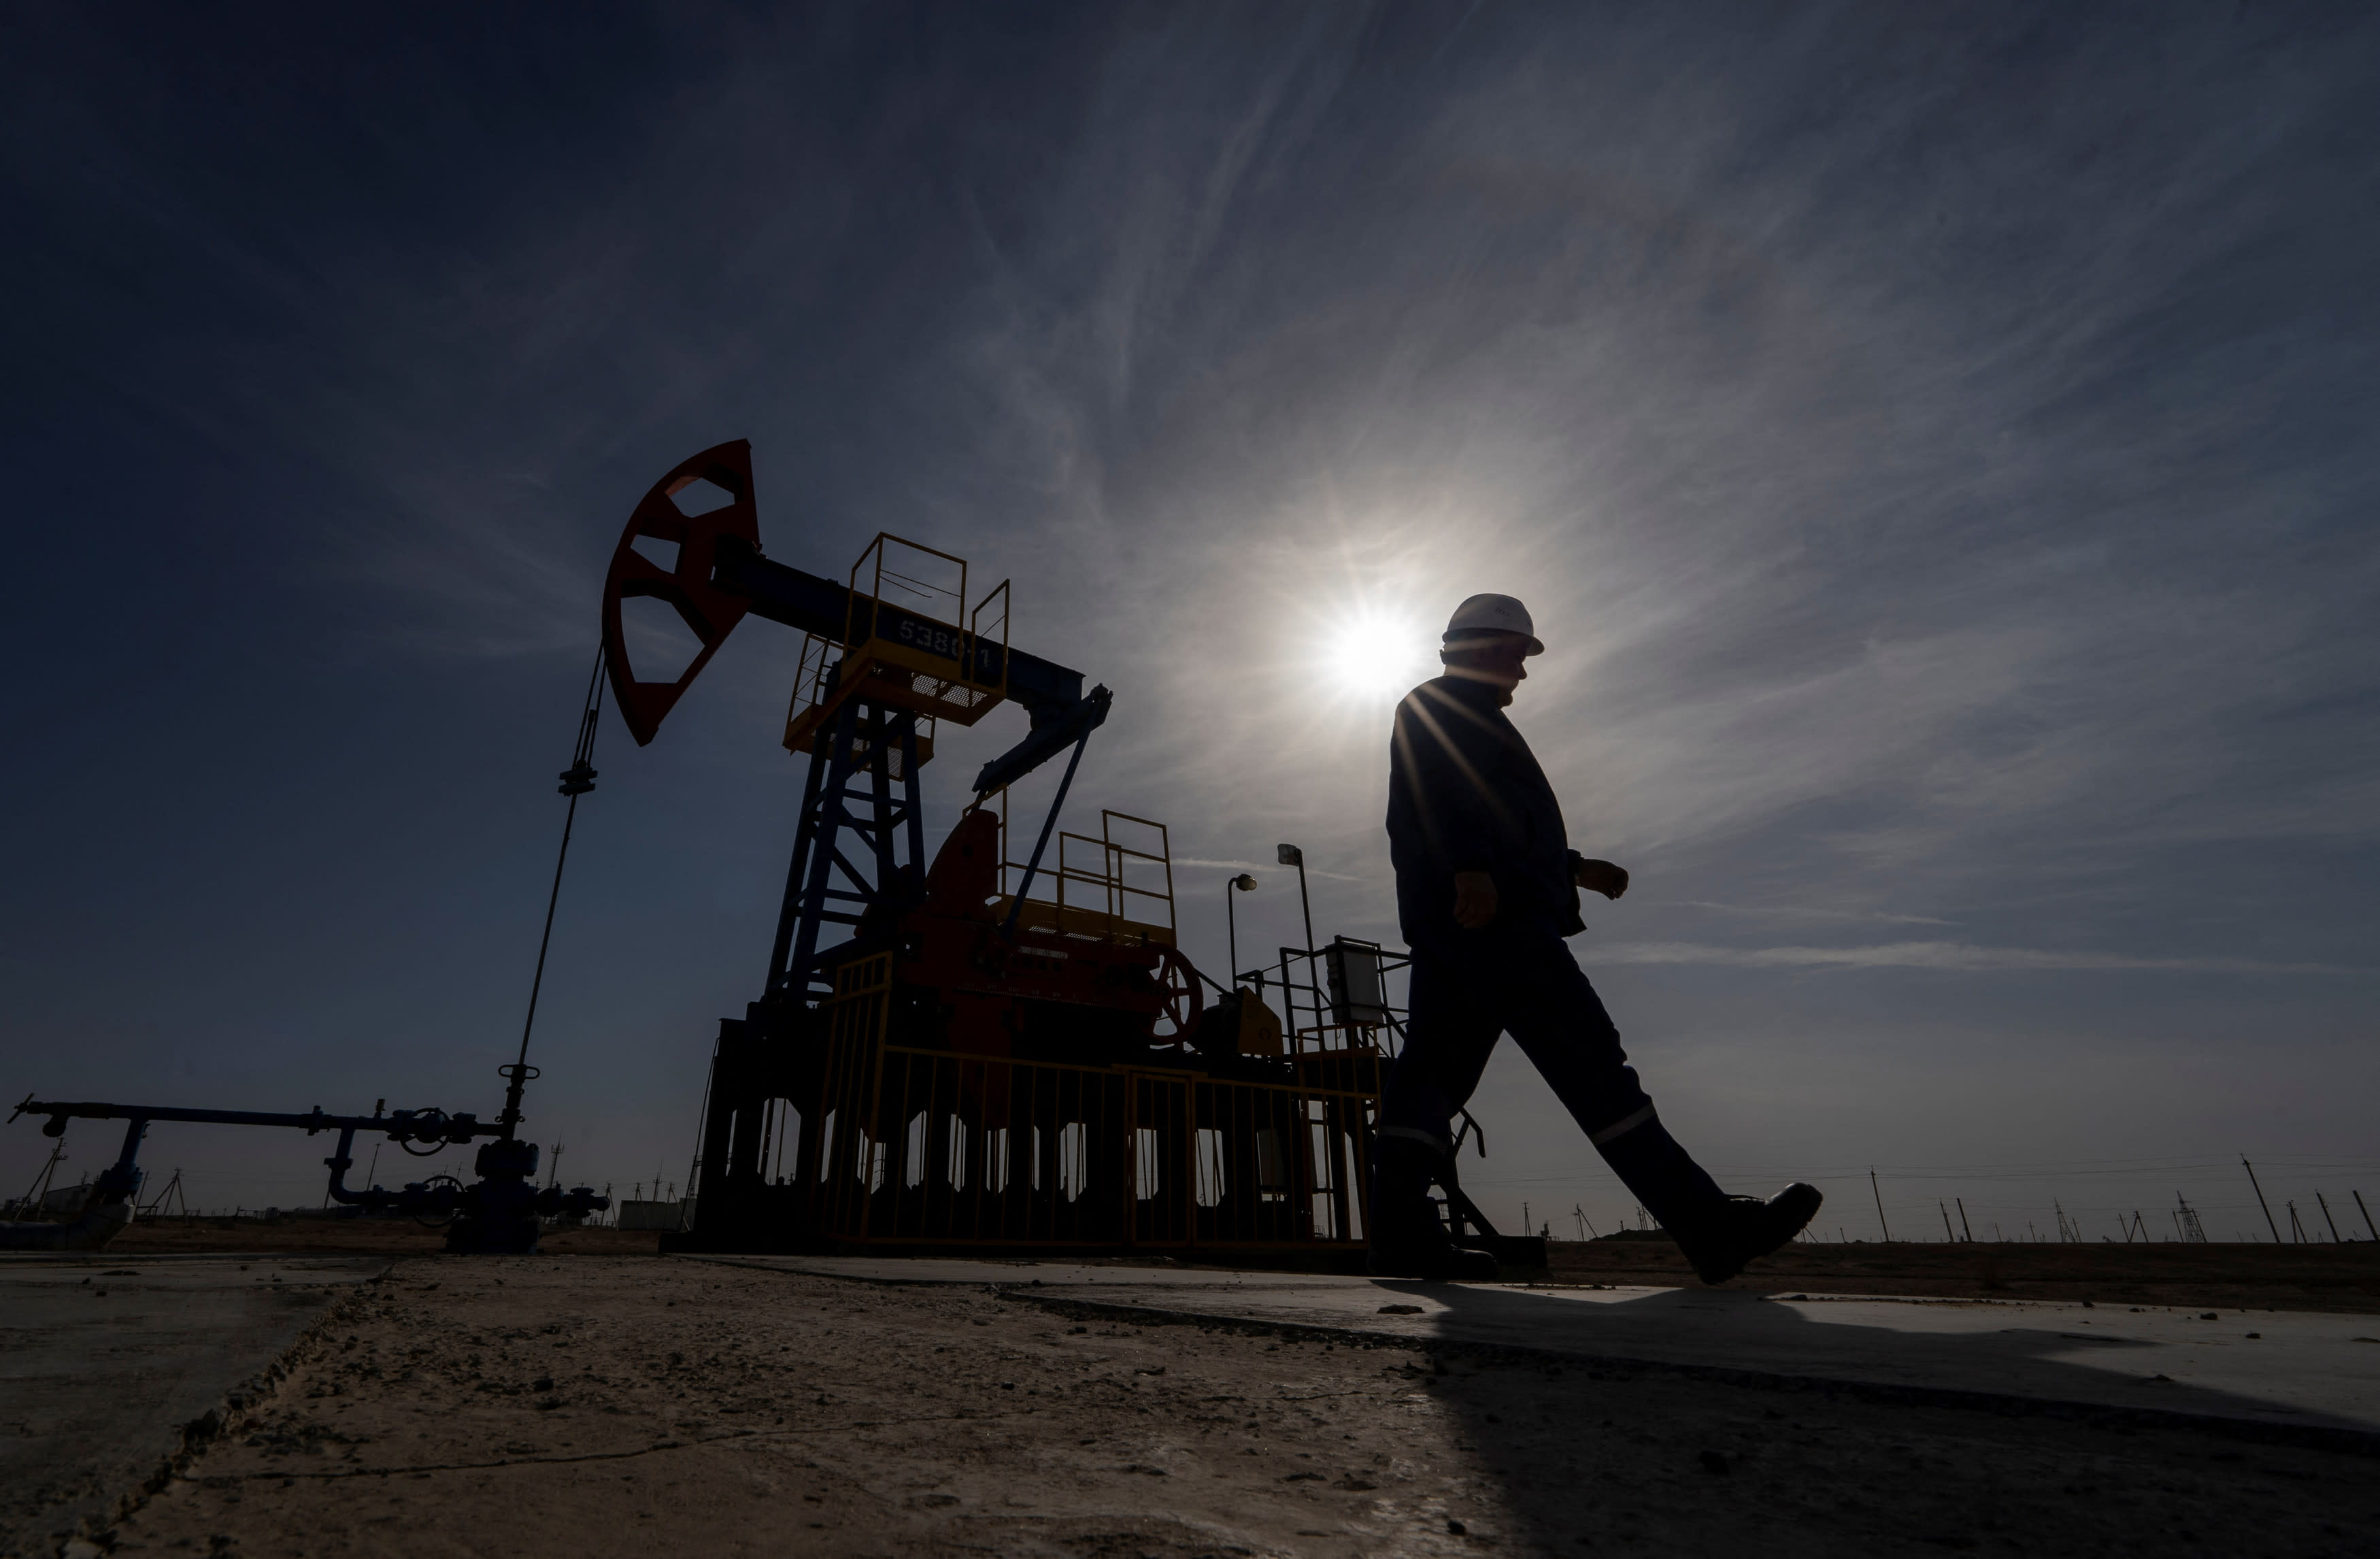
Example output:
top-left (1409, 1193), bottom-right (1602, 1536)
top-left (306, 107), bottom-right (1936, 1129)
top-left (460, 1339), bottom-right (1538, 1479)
top-left (1321, 608), bottom-right (1430, 701)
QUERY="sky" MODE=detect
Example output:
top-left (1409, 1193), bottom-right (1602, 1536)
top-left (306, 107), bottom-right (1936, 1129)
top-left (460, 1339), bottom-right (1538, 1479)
top-left (4, 2), bottom-right (2377, 1242)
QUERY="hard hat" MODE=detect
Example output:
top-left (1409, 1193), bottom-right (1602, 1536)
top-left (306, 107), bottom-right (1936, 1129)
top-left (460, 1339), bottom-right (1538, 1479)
top-left (1443, 593), bottom-right (1543, 655)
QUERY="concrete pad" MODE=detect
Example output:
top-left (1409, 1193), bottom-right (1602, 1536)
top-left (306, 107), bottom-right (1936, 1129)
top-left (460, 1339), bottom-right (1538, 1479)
top-left (697, 1256), bottom-right (2380, 1440)
top-left (0, 1252), bottom-right (388, 1555)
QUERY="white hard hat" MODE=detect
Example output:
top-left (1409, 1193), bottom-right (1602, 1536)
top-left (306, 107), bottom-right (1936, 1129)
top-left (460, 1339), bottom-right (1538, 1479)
top-left (1443, 593), bottom-right (1543, 655)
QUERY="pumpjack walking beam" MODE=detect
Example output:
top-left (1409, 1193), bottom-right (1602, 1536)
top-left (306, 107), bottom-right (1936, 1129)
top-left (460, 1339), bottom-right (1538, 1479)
top-left (601, 439), bottom-right (1102, 799)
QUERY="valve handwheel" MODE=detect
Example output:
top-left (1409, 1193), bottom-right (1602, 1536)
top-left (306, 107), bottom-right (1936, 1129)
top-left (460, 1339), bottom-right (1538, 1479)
top-left (412, 1173), bottom-right (465, 1228)
top-left (1150, 946), bottom-right (1205, 1042)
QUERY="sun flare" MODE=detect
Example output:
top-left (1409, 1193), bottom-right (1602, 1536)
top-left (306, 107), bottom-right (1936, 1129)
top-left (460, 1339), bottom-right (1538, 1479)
top-left (1321, 608), bottom-right (1432, 701)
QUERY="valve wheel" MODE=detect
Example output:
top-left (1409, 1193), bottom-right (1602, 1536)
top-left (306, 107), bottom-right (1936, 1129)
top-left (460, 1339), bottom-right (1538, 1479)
top-left (412, 1173), bottom-right (465, 1229)
top-left (1151, 946), bottom-right (1205, 1042)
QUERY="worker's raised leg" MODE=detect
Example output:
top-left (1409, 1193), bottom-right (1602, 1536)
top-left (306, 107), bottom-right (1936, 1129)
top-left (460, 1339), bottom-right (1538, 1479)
top-left (1495, 934), bottom-right (1820, 1281)
top-left (1489, 933), bottom-right (1728, 1226)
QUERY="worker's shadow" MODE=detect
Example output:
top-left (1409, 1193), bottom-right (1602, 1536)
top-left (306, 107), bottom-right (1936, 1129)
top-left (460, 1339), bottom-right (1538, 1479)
top-left (1363, 1278), bottom-right (2364, 1549)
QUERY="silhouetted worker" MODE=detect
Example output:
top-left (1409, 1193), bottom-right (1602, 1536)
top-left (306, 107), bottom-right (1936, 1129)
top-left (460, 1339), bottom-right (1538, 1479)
top-left (1374, 593), bottom-right (1822, 1281)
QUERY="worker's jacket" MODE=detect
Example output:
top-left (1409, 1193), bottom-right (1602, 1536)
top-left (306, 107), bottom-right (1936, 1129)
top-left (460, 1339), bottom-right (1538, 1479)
top-left (1388, 673), bottom-right (1585, 952)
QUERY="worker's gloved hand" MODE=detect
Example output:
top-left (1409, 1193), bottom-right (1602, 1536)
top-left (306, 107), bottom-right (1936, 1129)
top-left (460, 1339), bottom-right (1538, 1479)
top-left (1452, 871), bottom-right (1499, 928)
top-left (1574, 858), bottom-right (1630, 901)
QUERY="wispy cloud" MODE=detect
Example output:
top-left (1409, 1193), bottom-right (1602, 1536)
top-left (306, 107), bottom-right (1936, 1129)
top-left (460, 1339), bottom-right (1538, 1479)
top-left (1662, 901), bottom-right (1958, 927)
top-left (1596, 941), bottom-right (2357, 975)
top-left (1173, 858), bottom-right (1368, 884)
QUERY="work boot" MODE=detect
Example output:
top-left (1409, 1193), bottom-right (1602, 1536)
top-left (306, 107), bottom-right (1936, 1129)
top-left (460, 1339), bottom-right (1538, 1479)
top-left (1593, 1110), bottom-right (1817, 1282)
top-left (1366, 1134), bottom-right (1499, 1281)
top-left (1672, 1184), bottom-right (1824, 1286)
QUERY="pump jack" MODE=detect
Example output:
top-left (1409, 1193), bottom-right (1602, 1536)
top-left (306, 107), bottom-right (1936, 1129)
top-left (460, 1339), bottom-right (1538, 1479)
top-left (601, 441), bottom-right (1393, 1258)
top-left (6, 439), bottom-right (1474, 1264)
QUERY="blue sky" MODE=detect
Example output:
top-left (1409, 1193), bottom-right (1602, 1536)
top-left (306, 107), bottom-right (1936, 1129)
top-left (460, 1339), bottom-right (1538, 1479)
top-left (5, 3), bottom-right (2376, 1239)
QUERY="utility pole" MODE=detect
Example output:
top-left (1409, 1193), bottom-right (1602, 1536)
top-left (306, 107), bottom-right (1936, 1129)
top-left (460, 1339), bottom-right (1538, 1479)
top-left (1956, 1197), bottom-right (1974, 1242)
top-left (2242, 1156), bottom-right (2282, 1244)
top-left (2315, 1192), bottom-right (2343, 1243)
top-left (1869, 1167), bottom-right (1892, 1242)
top-left (1940, 1200), bottom-right (1956, 1241)
top-left (2356, 1190), bottom-right (2379, 1243)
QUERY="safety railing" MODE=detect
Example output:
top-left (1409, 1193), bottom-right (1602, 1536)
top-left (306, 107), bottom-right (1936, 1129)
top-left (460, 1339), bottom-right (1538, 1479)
top-left (782, 952), bottom-right (1375, 1249)
top-left (1239, 937), bottom-right (1410, 1060)
top-left (990, 805), bottom-right (1177, 947)
top-left (783, 534), bottom-right (1011, 754)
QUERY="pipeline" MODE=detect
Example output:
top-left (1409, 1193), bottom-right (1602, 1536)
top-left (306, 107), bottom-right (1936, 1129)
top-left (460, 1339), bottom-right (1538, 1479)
top-left (6, 1097), bottom-right (609, 1254)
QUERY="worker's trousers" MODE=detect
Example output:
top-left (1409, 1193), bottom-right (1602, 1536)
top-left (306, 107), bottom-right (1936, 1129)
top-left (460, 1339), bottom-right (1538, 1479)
top-left (1380, 928), bottom-right (1728, 1232)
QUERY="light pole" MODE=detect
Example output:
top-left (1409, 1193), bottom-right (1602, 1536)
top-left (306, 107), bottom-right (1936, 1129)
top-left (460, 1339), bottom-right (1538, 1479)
top-left (1275, 843), bottom-right (1317, 954)
top-left (1225, 873), bottom-right (1257, 982)
top-left (1276, 843), bottom-right (1322, 1040)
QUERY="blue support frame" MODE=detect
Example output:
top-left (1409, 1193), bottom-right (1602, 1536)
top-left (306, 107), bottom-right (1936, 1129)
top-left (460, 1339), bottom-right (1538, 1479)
top-left (764, 698), bottom-right (926, 1001)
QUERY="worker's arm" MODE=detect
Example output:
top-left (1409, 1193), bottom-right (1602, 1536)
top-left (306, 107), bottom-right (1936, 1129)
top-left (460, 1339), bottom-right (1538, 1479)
top-left (1572, 854), bottom-right (1629, 901)
top-left (1452, 871), bottom-right (1499, 928)
top-left (1461, 856), bottom-right (1623, 927)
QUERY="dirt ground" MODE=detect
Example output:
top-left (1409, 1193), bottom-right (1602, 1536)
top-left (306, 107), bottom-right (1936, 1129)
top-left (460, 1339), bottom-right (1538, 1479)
top-left (88, 1255), bottom-right (2379, 1559)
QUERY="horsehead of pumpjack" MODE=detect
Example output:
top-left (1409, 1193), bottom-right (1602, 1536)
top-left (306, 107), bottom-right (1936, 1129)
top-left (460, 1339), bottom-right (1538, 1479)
top-left (598, 437), bottom-right (1113, 796)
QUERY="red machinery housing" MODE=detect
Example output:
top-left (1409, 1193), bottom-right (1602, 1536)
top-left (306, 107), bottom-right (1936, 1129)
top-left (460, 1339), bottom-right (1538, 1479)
top-left (695, 790), bottom-right (1384, 1257)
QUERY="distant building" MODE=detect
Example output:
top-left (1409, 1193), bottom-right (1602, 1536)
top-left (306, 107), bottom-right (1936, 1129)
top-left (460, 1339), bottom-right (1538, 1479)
top-left (1, 1176), bottom-right (93, 1220)
top-left (616, 1198), bottom-right (692, 1232)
